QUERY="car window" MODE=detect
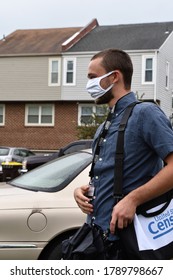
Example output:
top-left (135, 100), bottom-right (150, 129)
top-left (62, 141), bottom-right (93, 155)
top-left (10, 151), bottom-right (92, 192)
top-left (64, 144), bottom-right (87, 155)
top-left (14, 149), bottom-right (35, 157)
top-left (19, 149), bottom-right (33, 157)
top-left (0, 148), bottom-right (9, 156)
top-left (14, 149), bottom-right (20, 156)
top-left (27, 151), bottom-right (35, 156)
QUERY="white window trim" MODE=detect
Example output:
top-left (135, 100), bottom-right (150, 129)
top-left (0, 104), bottom-right (5, 126)
top-left (142, 55), bottom-right (156, 84)
top-left (48, 58), bottom-right (61, 86)
top-left (25, 104), bottom-right (55, 126)
top-left (166, 61), bottom-right (170, 90)
top-left (78, 104), bottom-right (107, 125)
top-left (63, 57), bottom-right (76, 86)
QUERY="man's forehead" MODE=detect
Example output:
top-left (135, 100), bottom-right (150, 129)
top-left (87, 58), bottom-right (105, 77)
top-left (89, 56), bottom-right (103, 66)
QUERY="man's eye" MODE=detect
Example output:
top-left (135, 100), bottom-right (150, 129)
top-left (90, 76), bottom-right (97, 79)
top-left (87, 74), bottom-right (97, 79)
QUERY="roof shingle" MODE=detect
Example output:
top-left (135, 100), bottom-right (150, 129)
top-left (68, 21), bottom-right (173, 52)
top-left (0, 27), bottom-right (81, 55)
top-left (1, 21), bottom-right (173, 56)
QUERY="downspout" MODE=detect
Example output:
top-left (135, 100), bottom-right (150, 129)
top-left (154, 50), bottom-right (158, 103)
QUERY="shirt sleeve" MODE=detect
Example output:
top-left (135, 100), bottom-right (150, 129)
top-left (139, 103), bottom-right (173, 160)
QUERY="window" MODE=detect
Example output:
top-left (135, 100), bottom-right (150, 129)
top-left (63, 57), bottom-right (76, 85)
top-left (48, 58), bottom-right (61, 86)
top-left (81, 106), bottom-right (93, 124)
top-left (145, 58), bottom-right (153, 82)
top-left (0, 104), bottom-right (5, 126)
top-left (25, 104), bottom-right (54, 126)
top-left (14, 149), bottom-right (35, 157)
top-left (78, 104), bottom-right (108, 125)
top-left (166, 61), bottom-right (169, 89)
top-left (142, 55), bottom-right (155, 84)
top-left (0, 147), bottom-right (9, 155)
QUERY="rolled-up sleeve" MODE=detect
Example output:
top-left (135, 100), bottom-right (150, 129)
top-left (140, 104), bottom-right (173, 160)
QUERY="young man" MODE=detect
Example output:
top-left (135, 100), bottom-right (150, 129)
top-left (74, 49), bottom-right (173, 244)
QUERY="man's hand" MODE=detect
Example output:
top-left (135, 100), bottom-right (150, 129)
top-left (110, 195), bottom-right (137, 234)
top-left (74, 185), bottom-right (94, 214)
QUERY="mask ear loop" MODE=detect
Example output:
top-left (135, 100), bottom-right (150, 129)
top-left (100, 70), bottom-right (116, 80)
top-left (98, 71), bottom-right (115, 92)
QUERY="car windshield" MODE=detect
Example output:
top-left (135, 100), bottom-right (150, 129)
top-left (9, 151), bottom-right (92, 192)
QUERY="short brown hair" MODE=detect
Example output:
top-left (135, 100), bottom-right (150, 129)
top-left (91, 49), bottom-right (133, 90)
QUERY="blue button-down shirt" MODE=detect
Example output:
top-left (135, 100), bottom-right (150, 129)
top-left (87, 92), bottom-right (173, 235)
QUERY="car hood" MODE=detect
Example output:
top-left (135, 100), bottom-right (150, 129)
top-left (0, 181), bottom-right (78, 211)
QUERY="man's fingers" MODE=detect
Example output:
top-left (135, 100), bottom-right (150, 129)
top-left (110, 215), bottom-right (133, 234)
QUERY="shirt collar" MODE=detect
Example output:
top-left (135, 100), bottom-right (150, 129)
top-left (113, 92), bottom-right (137, 114)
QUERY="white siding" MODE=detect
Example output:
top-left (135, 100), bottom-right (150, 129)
top-left (0, 56), bottom-right (61, 101)
top-left (157, 32), bottom-right (173, 117)
top-left (61, 54), bottom-right (94, 101)
top-left (61, 47), bottom-right (173, 118)
top-left (130, 52), bottom-right (155, 100)
top-left (61, 52), bottom-right (156, 102)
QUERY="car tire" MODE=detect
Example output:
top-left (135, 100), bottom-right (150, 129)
top-left (40, 229), bottom-right (78, 260)
top-left (46, 241), bottom-right (63, 260)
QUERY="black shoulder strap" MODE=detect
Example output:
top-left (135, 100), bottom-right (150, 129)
top-left (113, 102), bottom-right (139, 200)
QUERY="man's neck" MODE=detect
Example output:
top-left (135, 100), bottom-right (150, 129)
top-left (108, 89), bottom-right (131, 108)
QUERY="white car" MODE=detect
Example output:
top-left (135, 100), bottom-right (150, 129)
top-left (0, 146), bottom-right (35, 180)
top-left (0, 150), bottom-right (92, 260)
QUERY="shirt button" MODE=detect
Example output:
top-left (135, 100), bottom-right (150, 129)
top-left (103, 139), bottom-right (106, 142)
top-left (95, 176), bottom-right (99, 179)
top-left (99, 158), bottom-right (102, 161)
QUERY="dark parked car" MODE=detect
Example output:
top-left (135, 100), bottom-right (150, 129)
top-left (0, 147), bottom-right (35, 180)
top-left (21, 139), bottom-right (93, 174)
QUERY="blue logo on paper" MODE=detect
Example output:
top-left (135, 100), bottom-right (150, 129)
top-left (148, 208), bottom-right (173, 239)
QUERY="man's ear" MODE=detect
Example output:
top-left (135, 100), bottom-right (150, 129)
top-left (112, 70), bottom-right (120, 83)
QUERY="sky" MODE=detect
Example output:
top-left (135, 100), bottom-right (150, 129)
top-left (1, 0), bottom-right (173, 39)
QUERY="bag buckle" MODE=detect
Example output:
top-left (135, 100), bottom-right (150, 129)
top-left (102, 229), bottom-right (110, 241)
top-left (113, 195), bottom-right (124, 203)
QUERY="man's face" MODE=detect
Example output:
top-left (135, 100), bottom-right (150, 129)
top-left (87, 57), bottom-right (114, 104)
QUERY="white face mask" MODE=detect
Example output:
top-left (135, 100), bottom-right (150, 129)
top-left (86, 71), bottom-right (114, 99)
